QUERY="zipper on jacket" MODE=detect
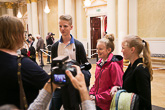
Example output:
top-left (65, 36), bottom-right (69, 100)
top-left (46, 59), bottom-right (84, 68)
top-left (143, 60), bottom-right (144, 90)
top-left (96, 68), bottom-right (104, 94)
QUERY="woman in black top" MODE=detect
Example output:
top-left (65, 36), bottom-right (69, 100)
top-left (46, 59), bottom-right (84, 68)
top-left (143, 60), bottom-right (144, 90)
top-left (110, 35), bottom-right (153, 110)
top-left (0, 15), bottom-right (49, 108)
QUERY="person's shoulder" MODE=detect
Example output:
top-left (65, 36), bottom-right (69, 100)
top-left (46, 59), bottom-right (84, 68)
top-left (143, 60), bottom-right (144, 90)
top-left (21, 57), bottom-right (48, 74)
top-left (74, 39), bottom-right (81, 43)
top-left (134, 64), bottom-right (145, 71)
top-left (21, 57), bottom-right (38, 67)
top-left (74, 39), bottom-right (83, 45)
top-left (41, 38), bottom-right (44, 42)
top-left (21, 57), bottom-right (34, 63)
top-left (134, 64), bottom-right (150, 78)
top-left (52, 41), bottom-right (59, 47)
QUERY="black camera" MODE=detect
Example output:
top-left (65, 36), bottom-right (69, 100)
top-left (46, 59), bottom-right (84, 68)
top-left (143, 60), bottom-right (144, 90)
top-left (51, 56), bottom-right (77, 86)
top-left (51, 56), bottom-right (91, 86)
top-left (51, 56), bottom-right (92, 109)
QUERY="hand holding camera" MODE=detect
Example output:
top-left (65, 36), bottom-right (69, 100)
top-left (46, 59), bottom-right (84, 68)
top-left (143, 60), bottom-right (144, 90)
top-left (65, 65), bottom-right (90, 102)
top-left (65, 65), bottom-right (86, 90)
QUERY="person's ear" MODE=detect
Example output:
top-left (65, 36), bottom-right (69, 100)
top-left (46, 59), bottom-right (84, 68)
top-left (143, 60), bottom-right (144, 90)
top-left (107, 48), bottom-right (111, 54)
top-left (131, 47), bottom-right (135, 53)
top-left (71, 25), bottom-right (73, 30)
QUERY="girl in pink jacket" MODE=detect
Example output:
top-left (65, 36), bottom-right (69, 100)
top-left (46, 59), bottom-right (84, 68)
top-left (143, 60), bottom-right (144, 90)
top-left (89, 34), bottom-right (124, 110)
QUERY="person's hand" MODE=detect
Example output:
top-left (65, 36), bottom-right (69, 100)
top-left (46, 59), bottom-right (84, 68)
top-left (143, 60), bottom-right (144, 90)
top-left (65, 65), bottom-right (86, 91)
top-left (110, 86), bottom-right (120, 97)
top-left (65, 65), bottom-right (90, 101)
top-left (90, 95), bottom-right (95, 101)
top-left (43, 79), bottom-right (58, 94)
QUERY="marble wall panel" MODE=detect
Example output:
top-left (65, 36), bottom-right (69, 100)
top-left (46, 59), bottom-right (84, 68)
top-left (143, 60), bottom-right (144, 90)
top-left (138, 0), bottom-right (165, 38)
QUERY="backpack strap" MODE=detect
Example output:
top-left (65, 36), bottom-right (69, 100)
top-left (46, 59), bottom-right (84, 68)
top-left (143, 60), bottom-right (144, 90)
top-left (136, 63), bottom-right (143, 67)
top-left (17, 55), bottom-right (28, 110)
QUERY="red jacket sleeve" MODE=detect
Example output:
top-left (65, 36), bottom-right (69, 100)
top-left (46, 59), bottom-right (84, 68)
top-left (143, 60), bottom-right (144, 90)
top-left (89, 84), bottom-right (96, 95)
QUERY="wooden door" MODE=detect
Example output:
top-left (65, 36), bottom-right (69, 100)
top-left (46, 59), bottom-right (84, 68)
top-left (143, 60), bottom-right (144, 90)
top-left (90, 17), bottom-right (101, 58)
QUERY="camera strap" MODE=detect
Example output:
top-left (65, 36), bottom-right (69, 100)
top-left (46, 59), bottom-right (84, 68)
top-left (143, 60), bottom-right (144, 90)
top-left (17, 55), bottom-right (28, 110)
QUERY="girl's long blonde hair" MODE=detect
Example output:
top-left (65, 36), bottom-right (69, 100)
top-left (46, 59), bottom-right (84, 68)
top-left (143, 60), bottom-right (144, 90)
top-left (123, 35), bottom-right (153, 81)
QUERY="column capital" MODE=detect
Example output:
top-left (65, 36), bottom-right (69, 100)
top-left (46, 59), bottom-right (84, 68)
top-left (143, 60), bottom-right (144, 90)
top-left (26, 0), bottom-right (31, 3)
top-left (5, 2), bottom-right (14, 9)
top-left (31, 0), bottom-right (37, 3)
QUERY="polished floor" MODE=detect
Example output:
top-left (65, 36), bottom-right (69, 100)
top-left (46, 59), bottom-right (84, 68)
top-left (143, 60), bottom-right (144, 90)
top-left (37, 56), bottom-right (165, 109)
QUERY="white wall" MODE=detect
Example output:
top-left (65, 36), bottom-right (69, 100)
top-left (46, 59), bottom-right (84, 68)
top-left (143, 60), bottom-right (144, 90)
top-left (115, 38), bottom-right (165, 56)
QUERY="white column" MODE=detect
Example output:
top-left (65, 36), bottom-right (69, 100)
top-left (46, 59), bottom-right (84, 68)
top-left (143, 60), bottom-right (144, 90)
top-left (58, 0), bottom-right (65, 38)
top-left (87, 16), bottom-right (91, 58)
top-left (129, 0), bottom-right (137, 35)
top-left (107, 0), bottom-right (117, 54)
top-left (118, 0), bottom-right (128, 55)
top-left (71, 0), bottom-right (76, 38)
top-left (31, 0), bottom-right (39, 48)
top-left (76, 0), bottom-right (83, 41)
top-left (64, 0), bottom-right (76, 38)
top-left (58, 0), bottom-right (65, 15)
top-left (65, 0), bottom-right (72, 14)
top-left (38, 1), bottom-right (44, 38)
top-left (5, 2), bottom-right (13, 16)
top-left (107, 0), bottom-right (116, 36)
top-left (43, 1), bottom-right (48, 42)
top-left (27, 0), bottom-right (33, 34)
top-left (7, 9), bottom-right (13, 16)
top-left (1, 6), bottom-right (7, 15)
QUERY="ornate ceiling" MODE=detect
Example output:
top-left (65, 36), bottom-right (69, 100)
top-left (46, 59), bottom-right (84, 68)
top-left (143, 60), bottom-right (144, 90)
top-left (0, 0), bottom-right (26, 2)
top-left (0, 0), bottom-right (26, 8)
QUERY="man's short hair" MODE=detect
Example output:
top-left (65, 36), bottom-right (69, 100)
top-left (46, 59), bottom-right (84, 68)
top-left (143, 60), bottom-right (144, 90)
top-left (35, 34), bottom-right (41, 38)
top-left (59, 14), bottom-right (72, 25)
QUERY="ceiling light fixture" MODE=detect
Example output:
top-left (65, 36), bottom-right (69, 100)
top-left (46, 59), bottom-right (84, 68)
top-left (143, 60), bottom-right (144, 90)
top-left (84, 0), bottom-right (91, 7)
top-left (17, 0), bottom-right (22, 18)
top-left (44, 0), bottom-right (50, 13)
top-left (17, 9), bottom-right (22, 18)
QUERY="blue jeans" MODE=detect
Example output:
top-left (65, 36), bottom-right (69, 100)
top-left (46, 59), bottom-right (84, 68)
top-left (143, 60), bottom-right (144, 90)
top-left (49, 89), bottom-right (62, 110)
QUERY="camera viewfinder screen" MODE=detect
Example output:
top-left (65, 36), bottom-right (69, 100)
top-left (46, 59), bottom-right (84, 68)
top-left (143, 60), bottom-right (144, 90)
top-left (54, 74), bottom-right (66, 83)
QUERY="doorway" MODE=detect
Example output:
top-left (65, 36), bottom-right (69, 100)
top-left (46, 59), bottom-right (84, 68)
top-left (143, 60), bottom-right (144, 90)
top-left (90, 16), bottom-right (107, 58)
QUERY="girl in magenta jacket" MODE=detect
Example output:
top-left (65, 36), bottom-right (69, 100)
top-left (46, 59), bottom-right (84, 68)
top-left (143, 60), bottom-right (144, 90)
top-left (89, 34), bottom-right (124, 110)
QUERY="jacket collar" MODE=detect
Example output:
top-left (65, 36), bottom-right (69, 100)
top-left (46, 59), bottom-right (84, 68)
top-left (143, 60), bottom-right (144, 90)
top-left (128, 58), bottom-right (143, 69)
top-left (59, 34), bottom-right (74, 44)
top-left (97, 53), bottom-right (113, 66)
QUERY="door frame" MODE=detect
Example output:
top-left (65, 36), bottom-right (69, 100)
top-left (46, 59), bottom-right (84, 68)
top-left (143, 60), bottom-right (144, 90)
top-left (87, 14), bottom-right (107, 58)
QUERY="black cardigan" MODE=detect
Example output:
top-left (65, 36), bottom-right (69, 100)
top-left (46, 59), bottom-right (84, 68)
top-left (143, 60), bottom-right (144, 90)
top-left (123, 58), bottom-right (152, 110)
top-left (51, 39), bottom-right (88, 64)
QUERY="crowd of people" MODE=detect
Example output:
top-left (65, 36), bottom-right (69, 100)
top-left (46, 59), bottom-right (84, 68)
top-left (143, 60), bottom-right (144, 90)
top-left (18, 28), bottom-right (55, 67)
top-left (0, 14), bottom-right (153, 110)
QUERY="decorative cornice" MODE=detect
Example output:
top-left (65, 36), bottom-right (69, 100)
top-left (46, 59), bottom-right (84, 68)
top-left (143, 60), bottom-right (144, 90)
top-left (5, 2), bottom-right (14, 9)
top-left (31, 0), bottom-right (37, 3)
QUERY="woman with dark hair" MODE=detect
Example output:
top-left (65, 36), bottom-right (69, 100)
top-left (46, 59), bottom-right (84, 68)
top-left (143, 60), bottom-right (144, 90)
top-left (0, 15), bottom-right (49, 108)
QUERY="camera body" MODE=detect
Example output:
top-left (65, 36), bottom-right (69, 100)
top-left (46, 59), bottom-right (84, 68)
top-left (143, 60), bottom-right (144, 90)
top-left (51, 56), bottom-right (77, 86)
top-left (51, 56), bottom-right (92, 109)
